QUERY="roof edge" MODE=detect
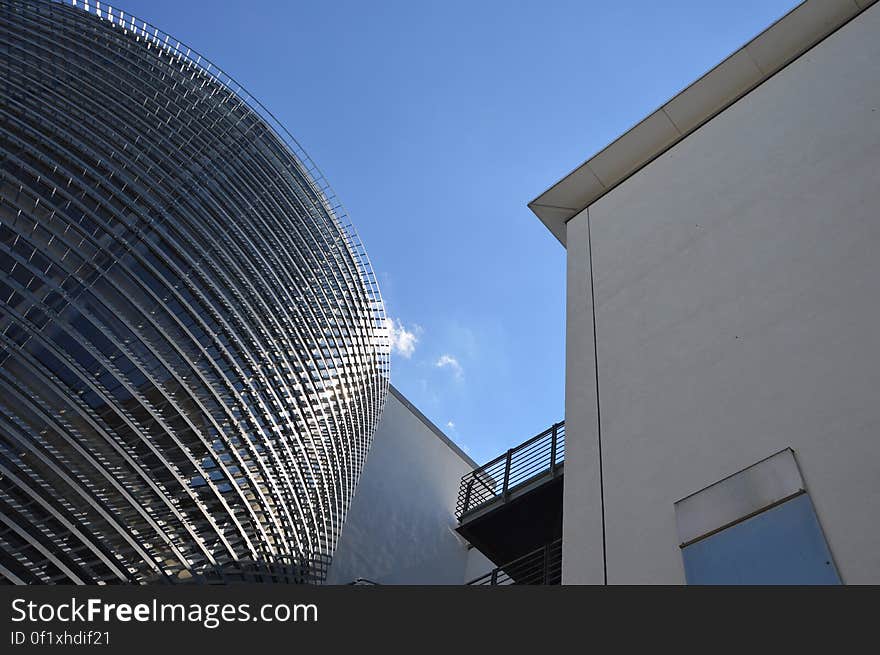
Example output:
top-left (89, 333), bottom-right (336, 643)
top-left (529, 0), bottom-right (878, 247)
top-left (388, 385), bottom-right (478, 468)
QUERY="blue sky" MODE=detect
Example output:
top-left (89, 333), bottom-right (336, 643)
top-left (116, 0), bottom-right (797, 463)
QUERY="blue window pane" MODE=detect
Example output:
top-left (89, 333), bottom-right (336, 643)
top-left (682, 493), bottom-right (841, 585)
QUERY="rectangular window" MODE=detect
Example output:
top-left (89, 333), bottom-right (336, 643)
top-left (675, 449), bottom-right (840, 585)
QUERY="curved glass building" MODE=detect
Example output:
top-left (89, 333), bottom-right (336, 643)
top-left (0, 0), bottom-right (389, 583)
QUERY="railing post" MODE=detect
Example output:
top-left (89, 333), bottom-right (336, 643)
top-left (550, 423), bottom-right (558, 476)
top-left (502, 449), bottom-right (512, 501)
top-left (543, 543), bottom-right (551, 584)
top-left (490, 568), bottom-right (498, 585)
top-left (462, 479), bottom-right (474, 515)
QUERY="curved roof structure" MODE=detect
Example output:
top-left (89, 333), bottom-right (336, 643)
top-left (0, 0), bottom-right (389, 583)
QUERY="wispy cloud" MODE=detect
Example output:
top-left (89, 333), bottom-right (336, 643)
top-left (385, 317), bottom-right (421, 358)
top-left (443, 420), bottom-right (468, 453)
top-left (435, 354), bottom-right (463, 380)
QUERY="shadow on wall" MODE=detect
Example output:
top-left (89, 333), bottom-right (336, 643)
top-left (327, 386), bottom-right (492, 584)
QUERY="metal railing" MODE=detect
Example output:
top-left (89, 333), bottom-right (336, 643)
top-left (467, 539), bottom-right (562, 585)
top-left (456, 421), bottom-right (564, 519)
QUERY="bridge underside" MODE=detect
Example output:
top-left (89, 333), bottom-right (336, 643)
top-left (456, 471), bottom-right (563, 569)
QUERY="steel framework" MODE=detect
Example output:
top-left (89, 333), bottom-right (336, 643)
top-left (0, 0), bottom-right (389, 583)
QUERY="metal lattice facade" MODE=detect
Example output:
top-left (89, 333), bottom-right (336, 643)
top-left (0, 0), bottom-right (389, 584)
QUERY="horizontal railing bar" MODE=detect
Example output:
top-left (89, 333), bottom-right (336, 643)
top-left (507, 428), bottom-right (555, 454)
top-left (464, 423), bottom-right (561, 476)
top-left (514, 435), bottom-right (555, 453)
top-left (509, 451), bottom-right (554, 473)
top-left (511, 450), bottom-right (554, 466)
top-left (466, 538), bottom-right (563, 585)
top-left (511, 451), bottom-right (555, 468)
top-left (508, 452), bottom-right (553, 472)
top-left (510, 458), bottom-right (558, 476)
top-left (509, 430), bottom-right (553, 455)
top-left (509, 463), bottom-right (551, 479)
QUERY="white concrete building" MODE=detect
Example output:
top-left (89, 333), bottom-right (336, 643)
top-left (328, 386), bottom-right (491, 584)
top-left (529, 0), bottom-right (880, 584)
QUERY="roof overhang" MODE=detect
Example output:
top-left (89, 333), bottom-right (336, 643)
top-left (528, 0), bottom-right (878, 247)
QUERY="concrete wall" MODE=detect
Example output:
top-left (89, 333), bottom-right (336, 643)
top-left (562, 215), bottom-right (605, 584)
top-left (327, 386), bottom-right (491, 584)
top-left (564, 4), bottom-right (880, 583)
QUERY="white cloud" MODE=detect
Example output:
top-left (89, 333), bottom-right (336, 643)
top-left (445, 420), bottom-right (456, 430)
top-left (435, 354), bottom-right (463, 380)
top-left (385, 318), bottom-right (420, 358)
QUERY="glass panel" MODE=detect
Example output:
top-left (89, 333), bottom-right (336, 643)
top-left (682, 493), bottom-right (841, 585)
